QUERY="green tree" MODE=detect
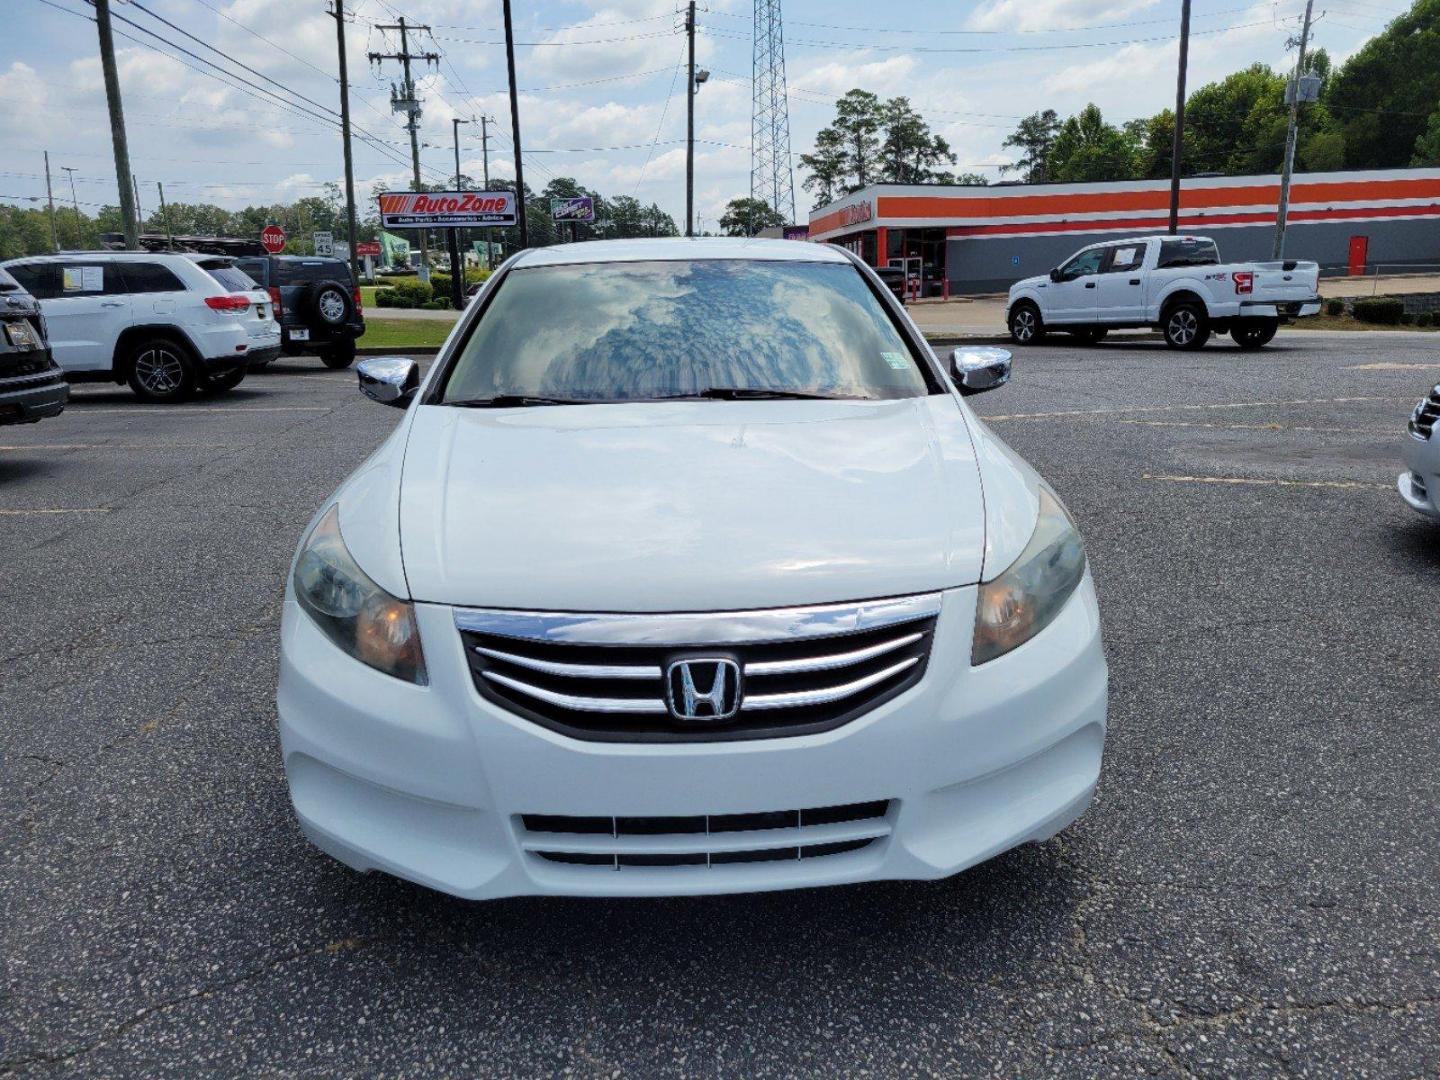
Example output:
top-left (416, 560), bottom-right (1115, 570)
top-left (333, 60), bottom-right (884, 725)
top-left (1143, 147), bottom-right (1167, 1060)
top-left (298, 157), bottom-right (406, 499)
top-left (1183, 64), bottom-right (1286, 174)
top-left (1414, 110), bottom-right (1440, 165)
top-left (1327, 0), bottom-right (1440, 168)
top-left (1000, 110), bottom-right (1060, 182)
top-left (831, 89), bottom-right (884, 189)
top-left (719, 196), bottom-right (787, 236)
top-left (799, 127), bottom-right (848, 207)
top-left (1046, 104), bottom-right (1137, 182)
top-left (877, 96), bottom-right (957, 184)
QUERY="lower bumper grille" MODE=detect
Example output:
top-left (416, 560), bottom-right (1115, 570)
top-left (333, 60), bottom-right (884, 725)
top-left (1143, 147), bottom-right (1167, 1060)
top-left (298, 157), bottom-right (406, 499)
top-left (519, 800), bottom-right (892, 870)
top-left (456, 593), bottom-right (940, 742)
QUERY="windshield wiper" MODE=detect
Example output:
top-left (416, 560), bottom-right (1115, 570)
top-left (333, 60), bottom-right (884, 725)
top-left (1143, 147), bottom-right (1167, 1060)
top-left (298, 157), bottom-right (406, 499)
top-left (448, 394), bottom-right (602, 408)
top-left (667, 387), bottom-right (853, 401)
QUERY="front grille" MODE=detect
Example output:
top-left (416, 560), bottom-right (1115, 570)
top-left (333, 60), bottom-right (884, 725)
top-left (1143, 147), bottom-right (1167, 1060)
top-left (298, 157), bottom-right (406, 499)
top-left (1410, 385), bottom-right (1440, 441)
top-left (456, 594), bottom-right (940, 742)
top-left (519, 799), bottom-right (892, 870)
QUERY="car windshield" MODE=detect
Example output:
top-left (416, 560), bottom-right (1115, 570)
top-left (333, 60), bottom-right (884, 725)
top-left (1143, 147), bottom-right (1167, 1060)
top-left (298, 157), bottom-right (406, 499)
top-left (441, 259), bottom-right (931, 403)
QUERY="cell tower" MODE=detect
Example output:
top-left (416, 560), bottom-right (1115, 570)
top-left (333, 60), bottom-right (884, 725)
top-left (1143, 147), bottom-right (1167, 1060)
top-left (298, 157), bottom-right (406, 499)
top-left (750, 0), bottom-right (796, 224)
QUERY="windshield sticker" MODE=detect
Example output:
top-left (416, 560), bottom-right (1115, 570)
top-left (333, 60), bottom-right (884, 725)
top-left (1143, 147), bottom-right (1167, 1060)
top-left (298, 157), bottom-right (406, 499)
top-left (881, 351), bottom-right (908, 370)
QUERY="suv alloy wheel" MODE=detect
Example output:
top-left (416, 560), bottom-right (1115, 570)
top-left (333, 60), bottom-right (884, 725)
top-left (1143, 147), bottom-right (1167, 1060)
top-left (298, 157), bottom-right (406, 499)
top-left (126, 338), bottom-right (195, 403)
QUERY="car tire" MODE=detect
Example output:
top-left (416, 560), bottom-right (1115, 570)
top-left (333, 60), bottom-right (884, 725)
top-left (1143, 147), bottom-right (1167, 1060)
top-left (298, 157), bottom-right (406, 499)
top-left (1231, 318), bottom-right (1278, 350)
top-left (1162, 301), bottom-right (1210, 350)
top-left (1069, 327), bottom-right (1109, 344)
top-left (125, 337), bottom-right (196, 403)
top-left (308, 280), bottom-right (355, 328)
top-left (201, 365), bottom-right (247, 394)
top-left (1009, 302), bottom-right (1045, 345)
top-left (320, 341), bottom-right (356, 370)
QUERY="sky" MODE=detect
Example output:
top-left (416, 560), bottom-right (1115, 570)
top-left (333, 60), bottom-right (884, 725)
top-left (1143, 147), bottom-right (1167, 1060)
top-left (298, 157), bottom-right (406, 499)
top-left (0, 0), bottom-right (1404, 232)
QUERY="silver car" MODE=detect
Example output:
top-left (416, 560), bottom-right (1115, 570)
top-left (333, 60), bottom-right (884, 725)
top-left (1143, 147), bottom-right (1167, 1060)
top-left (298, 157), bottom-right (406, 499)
top-left (1400, 383), bottom-right (1440, 520)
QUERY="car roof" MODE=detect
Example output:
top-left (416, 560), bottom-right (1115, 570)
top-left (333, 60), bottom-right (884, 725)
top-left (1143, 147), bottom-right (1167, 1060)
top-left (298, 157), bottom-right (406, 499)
top-left (511, 237), bottom-right (848, 269)
top-left (4, 250), bottom-right (199, 262)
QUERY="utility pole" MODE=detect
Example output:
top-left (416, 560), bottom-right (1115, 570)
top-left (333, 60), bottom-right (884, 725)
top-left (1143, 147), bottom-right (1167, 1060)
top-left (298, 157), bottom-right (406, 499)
top-left (43, 151), bottom-right (58, 252)
top-left (1168, 0), bottom-right (1191, 234)
top-left (478, 115), bottom-right (495, 269)
top-left (686, 1), bottom-right (696, 238)
top-left (132, 173), bottom-right (144, 233)
top-left (1273, 0), bottom-right (1316, 260)
top-left (157, 181), bottom-right (174, 249)
top-left (61, 167), bottom-right (80, 246)
top-left (369, 18), bottom-right (439, 278)
top-left (502, 0), bottom-right (529, 250)
top-left (331, 0), bottom-right (360, 284)
top-left (448, 117), bottom-right (469, 310)
top-left (94, 0), bottom-right (139, 250)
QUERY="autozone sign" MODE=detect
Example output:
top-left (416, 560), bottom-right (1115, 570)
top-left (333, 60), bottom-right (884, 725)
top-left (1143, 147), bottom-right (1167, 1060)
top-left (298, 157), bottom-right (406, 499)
top-left (377, 191), bottom-right (518, 228)
top-left (838, 201), bottom-right (873, 227)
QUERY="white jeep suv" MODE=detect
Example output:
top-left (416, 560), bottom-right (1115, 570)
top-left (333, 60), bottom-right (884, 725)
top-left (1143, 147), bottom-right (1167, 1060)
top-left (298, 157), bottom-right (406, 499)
top-left (278, 238), bottom-right (1108, 902)
top-left (1, 251), bottom-right (279, 402)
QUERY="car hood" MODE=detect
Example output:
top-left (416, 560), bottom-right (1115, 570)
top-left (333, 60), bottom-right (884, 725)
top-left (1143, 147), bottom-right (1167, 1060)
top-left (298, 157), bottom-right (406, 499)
top-left (396, 395), bottom-right (987, 612)
top-left (1011, 274), bottom-right (1048, 294)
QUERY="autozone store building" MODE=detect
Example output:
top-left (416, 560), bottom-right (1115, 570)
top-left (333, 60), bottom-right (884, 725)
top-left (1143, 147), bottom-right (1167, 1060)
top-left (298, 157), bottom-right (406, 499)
top-left (807, 168), bottom-right (1440, 296)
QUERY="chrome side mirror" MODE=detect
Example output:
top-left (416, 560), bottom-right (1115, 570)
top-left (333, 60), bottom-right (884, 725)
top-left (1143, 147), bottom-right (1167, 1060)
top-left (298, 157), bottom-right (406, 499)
top-left (357, 356), bottom-right (420, 408)
top-left (949, 346), bottom-right (1012, 396)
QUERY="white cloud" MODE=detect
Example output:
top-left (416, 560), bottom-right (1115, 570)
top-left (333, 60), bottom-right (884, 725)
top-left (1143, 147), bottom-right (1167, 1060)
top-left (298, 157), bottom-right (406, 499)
top-left (968, 0), bottom-right (1161, 33)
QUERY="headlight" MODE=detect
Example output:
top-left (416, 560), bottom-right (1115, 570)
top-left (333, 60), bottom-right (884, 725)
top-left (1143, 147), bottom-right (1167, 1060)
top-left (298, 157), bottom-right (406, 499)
top-left (972, 487), bottom-right (1086, 665)
top-left (293, 505), bottom-right (427, 684)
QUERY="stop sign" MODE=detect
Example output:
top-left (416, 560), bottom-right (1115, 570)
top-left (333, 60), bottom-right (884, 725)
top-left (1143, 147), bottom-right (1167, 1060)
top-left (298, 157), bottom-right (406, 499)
top-left (260, 225), bottom-right (286, 254)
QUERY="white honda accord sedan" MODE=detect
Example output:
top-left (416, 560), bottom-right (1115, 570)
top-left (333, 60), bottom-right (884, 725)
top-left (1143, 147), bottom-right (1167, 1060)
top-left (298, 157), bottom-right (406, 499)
top-left (277, 238), bottom-right (1108, 900)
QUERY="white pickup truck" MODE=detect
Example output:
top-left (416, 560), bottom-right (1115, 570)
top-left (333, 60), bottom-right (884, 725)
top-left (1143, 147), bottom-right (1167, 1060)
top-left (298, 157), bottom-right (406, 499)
top-left (1006, 235), bottom-right (1321, 350)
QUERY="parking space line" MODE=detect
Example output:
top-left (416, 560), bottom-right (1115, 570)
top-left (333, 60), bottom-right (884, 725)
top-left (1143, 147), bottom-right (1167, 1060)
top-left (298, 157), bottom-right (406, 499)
top-left (0, 444), bottom-right (243, 451)
top-left (1142, 473), bottom-right (1388, 490)
top-left (0, 506), bottom-right (113, 516)
top-left (985, 395), bottom-right (1412, 422)
top-left (1110, 420), bottom-right (1391, 433)
top-left (1344, 363), bottom-right (1440, 370)
top-left (70, 406), bottom-right (333, 414)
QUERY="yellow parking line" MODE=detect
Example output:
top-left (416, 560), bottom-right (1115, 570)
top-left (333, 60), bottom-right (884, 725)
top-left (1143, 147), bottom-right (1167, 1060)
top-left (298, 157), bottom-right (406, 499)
top-left (0, 506), bottom-right (113, 516)
top-left (1142, 473), bottom-right (1388, 490)
top-left (986, 395), bottom-right (1411, 422)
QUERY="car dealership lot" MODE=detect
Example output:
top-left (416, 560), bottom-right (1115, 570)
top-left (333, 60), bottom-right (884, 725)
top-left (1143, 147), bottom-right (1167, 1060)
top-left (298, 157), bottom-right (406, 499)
top-left (1, 333), bottom-right (1437, 1077)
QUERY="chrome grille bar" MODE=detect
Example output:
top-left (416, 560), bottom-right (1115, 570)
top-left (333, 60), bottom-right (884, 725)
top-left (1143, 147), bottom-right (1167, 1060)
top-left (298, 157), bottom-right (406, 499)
top-left (482, 670), bottom-right (667, 714)
top-left (744, 631), bottom-right (923, 677)
top-left (473, 644), bottom-right (660, 680)
top-left (743, 657), bottom-right (921, 711)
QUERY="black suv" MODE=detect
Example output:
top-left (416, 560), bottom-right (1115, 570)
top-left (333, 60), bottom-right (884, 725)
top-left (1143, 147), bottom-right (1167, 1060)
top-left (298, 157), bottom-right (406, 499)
top-left (0, 265), bottom-right (68, 426)
top-left (233, 255), bottom-right (364, 369)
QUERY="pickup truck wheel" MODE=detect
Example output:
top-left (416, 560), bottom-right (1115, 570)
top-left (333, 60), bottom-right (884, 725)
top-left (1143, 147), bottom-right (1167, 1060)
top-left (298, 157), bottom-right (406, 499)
top-left (1008, 302), bottom-right (1045, 345)
top-left (1231, 318), bottom-right (1278, 350)
top-left (1069, 328), bottom-right (1109, 344)
top-left (1163, 302), bottom-right (1210, 350)
top-left (126, 338), bottom-right (196, 403)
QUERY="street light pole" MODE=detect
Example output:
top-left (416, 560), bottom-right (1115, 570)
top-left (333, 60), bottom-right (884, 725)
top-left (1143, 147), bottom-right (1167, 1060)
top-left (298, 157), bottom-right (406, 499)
top-left (61, 167), bottom-right (80, 245)
top-left (43, 151), bottom-right (58, 252)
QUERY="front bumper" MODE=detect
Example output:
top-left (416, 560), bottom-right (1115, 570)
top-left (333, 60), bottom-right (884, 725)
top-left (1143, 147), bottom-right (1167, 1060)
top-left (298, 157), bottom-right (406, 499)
top-left (277, 580), bottom-right (1108, 900)
top-left (1400, 431), bottom-right (1440, 520)
top-left (0, 370), bottom-right (69, 425)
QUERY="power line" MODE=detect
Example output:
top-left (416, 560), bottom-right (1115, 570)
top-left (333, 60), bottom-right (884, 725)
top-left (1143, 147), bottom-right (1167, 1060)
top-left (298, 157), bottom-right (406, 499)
top-left (187, 0), bottom-right (337, 81)
top-left (706, 4), bottom-right (1294, 36)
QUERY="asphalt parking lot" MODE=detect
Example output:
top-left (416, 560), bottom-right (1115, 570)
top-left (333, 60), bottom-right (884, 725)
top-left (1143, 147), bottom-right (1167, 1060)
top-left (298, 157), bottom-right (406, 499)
top-left (2, 329), bottom-right (1438, 1078)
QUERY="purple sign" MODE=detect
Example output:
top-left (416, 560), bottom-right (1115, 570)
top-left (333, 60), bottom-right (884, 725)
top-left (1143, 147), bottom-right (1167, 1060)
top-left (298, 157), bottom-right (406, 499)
top-left (551, 196), bottom-right (596, 223)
